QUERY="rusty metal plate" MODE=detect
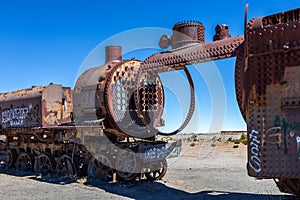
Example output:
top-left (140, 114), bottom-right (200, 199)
top-left (234, 8), bottom-right (300, 178)
top-left (0, 84), bottom-right (73, 128)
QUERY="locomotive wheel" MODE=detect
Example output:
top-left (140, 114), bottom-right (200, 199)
top-left (145, 159), bottom-right (167, 181)
top-left (3, 149), bottom-right (16, 168)
top-left (116, 149), bottom-right (139, 180)
top-left (88, 155), bottom-right (113, 181)
top-left (15, 152), bottom-right (33, 171)
top-left (274, 178), bottom-right (300, 196)
top-left (34, 153), bottom-right (54, 175)
top-left (56, 155), bottom-right (76, 177)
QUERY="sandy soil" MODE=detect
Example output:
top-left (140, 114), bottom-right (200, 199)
top-left (0, 134), bottom-right (298, 200)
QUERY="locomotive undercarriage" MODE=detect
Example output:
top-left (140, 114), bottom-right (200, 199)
top-left (0, 127), bottom-right (175, 182)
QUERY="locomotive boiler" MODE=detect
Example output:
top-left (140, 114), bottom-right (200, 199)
top-left (73, 46), bottom-right (166, 140)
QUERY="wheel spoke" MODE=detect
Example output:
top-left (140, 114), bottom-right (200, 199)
top-left (145, 159), bottom-right (167, 181)
top-left (116, 149), bottom-right (138, 180)
top-left (16, 152), bottom-right (33, 171)
top-left (56, 155), bottom-right (76, 177)
top-left (34, 153), bottom-right (53, 175)
top-left (2, 149), bottom-right (15, 167)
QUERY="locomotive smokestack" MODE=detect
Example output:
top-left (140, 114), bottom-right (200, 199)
top-left (105, 46), bottom-right (122, 64)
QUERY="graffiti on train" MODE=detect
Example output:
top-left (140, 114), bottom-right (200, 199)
top-left (1, 104), bottom-right (40, 127)
top-left (248, 129), bottom-right (261, 173)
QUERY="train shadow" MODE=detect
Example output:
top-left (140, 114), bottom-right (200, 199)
top-left (85, 179), bottom-right (298, 200)
top-left (0, 166), bottom-right (77, 184)
top-left (0, 167), bottom-right (298, 200)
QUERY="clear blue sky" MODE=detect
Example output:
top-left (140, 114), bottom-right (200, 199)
top-left (0, 0), bottom-right (299, 133)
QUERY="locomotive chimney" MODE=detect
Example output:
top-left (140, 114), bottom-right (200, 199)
top-left (213, 24), bottom-right (231, 41)
top-left (105, 46), bottom-right (122, 64)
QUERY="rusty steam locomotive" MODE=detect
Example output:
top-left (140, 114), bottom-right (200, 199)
top-left (0, 5), bottom-right (300, 195)
top-left (0, 45), bottom-right (181, 181)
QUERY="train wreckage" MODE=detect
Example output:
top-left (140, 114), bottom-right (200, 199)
top-left (0, 5), bottom-right (300, 195)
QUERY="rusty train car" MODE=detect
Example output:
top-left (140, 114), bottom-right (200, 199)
top-left (0, 47), bottom-right (180, 181)
top-left (0, 5), bottom-right (300, 195)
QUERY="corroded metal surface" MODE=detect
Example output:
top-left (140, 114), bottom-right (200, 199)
top-left (171, 21), bottom-right (205, 48)
top-left (74, 47), bottom-right (166, 138)
top-left (0, 84), bottom-right (73, 128)
top-left (149, 35), bottom-right (243, 70)
top-left (159, 21), bottom-right (205, 49)
top-left (103, 59), bottom-right (165, 138)
top-left (234, 8), bottom-right (300, 179)
top-left (134, 64), bottom-right (195, 136)
top-left (145, 7), bottom-right (300, 194)
top-left (137, 22), bottom-right (243, 135)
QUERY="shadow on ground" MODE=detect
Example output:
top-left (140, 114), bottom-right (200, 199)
top-left (86, 180), bottom-right (298, 200)
top-left (0, 167), bottom-right (297, 200)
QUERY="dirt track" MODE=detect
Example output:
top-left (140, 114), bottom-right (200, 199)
top-left (0, 135), bottom-right (297, 200)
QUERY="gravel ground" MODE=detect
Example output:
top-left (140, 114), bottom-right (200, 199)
top-left (0, 135), bottom-right (298, 200)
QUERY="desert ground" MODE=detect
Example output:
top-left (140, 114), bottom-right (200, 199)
top-left (0, 134), bottom-right (298, 200)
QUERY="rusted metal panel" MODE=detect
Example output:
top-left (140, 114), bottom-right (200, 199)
top-left (41, 84), bottom-right (73, 127)
top-left (0, 84), bottom-right (73, 129)
top-left (0, 85), bottom-right (45, 101)
top-left (0, 97), bottom-right (42, 128)
top-left (0, 86), bottom-right (44, 128)
top-left (233, 8), bottom-right (300, 179)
